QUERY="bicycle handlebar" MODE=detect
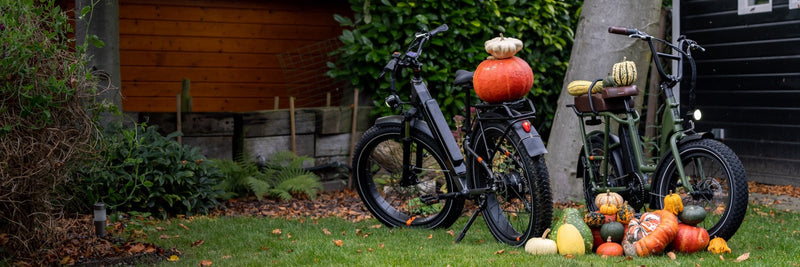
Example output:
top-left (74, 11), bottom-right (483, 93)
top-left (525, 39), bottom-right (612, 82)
top-left (608, 26), bottom-right (637, 36)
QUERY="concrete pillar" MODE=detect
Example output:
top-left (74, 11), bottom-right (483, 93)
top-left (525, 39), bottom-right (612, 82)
top-left (75, 0), bottom-right (122, 125)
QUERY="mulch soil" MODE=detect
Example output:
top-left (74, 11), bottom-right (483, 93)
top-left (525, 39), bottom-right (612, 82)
top-left (11, 181), bottom-right (800, 266)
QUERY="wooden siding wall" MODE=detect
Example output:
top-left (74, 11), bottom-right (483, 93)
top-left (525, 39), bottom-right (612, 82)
top-left (119, 0), bottom-right (350, 112)
top-left (680, 0), bottom-right (800, 185)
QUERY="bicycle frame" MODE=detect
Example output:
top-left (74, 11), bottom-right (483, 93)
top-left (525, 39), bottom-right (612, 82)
top-left (577, 30), bottom-right (706, 199)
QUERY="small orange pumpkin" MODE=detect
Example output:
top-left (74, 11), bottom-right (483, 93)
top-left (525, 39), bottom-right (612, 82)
top-left (596, 237), bottom-right (624, 256)
top-left (473, 56), bottom-right (534, 103)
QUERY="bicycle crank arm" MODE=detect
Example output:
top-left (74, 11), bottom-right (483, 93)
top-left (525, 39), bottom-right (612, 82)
top-left (419, 187), bottom-right (493, 204)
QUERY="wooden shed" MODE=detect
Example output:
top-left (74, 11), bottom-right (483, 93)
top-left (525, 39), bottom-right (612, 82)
top-left (676, 0), bottom-right (800, 186)
top-left (115, 0), bottom-right (351, 112)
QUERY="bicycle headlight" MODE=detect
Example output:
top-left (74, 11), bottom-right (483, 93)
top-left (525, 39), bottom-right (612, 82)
top-left (692, 109), bottom-right (702, 121)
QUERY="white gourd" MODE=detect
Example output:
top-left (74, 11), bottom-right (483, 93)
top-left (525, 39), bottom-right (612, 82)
top-left (484, 33), bottom-right (523, 59)
top-left (524, 228), bottom-right (558, 255)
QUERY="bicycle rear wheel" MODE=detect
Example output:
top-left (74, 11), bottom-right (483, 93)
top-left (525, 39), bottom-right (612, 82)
top-left (470, 119), bottom-right (552, 246)
top-left (652, 138), bottom-right (748, 240)
top-left (352, 124), bottom-right (464, 229)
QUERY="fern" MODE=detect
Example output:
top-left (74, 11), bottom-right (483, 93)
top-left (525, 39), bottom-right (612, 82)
top-left (268, 173), bottom-right (322, 201)
top-left (213, 151), bottom-right (322, 201)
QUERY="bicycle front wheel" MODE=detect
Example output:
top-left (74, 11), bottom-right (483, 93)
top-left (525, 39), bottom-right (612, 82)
top-left (352, 124), bottom-right (464, 229)
top-left (470, 120), bottom-right (552, 246)
top-left (653, 138), bottom-right (748, 240)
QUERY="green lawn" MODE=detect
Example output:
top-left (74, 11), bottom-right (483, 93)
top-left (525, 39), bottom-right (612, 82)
top-left (144, 203), bottom-right (800, 266)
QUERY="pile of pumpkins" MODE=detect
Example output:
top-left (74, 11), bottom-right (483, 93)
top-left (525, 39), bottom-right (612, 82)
top-left (525, 190), bottom-right (733, 257)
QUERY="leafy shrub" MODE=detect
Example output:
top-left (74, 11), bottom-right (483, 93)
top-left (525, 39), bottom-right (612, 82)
top-left (214, 151), bottom-right (322, 201)
top-left (327, 0), bottom-right (582, 138)
top-left (0, 0), bottom-right (103, 257)
top-left (75, 123), bottom-right (226, 218)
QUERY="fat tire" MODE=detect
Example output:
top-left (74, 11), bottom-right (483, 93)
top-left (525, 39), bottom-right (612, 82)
top-left (652, 138), bottom-right (748, 240)
top-left (352, 125), bottom-right (464, 229)
top-left (470, 120), bottom-right (552, 246)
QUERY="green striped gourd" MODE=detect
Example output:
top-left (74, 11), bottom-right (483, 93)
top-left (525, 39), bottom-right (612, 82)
top-left (567, 80), bottom-right (603, 96)
top-left (611, 58), bottom-right (637, 86)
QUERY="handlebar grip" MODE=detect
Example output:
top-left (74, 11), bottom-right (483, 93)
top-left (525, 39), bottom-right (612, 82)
top-left (428, 24), bottom-right (449, 37)
top-left (608, 26), bottom-right (636, 35)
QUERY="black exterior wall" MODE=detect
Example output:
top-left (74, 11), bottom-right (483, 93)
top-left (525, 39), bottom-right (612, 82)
top-left (679, 0), bottom-right (800, 185)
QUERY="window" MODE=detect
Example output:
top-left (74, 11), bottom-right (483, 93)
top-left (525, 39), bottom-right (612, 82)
top-left (738, 0), bottom-right (772, 15)
top-left (790, 0), bottom-right (800, 10)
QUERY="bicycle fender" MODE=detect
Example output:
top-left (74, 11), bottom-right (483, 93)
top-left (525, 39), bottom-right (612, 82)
top-left (374, 115), bottom-right (433, 137)
top-left (512, 122), bottom-right (547, 158)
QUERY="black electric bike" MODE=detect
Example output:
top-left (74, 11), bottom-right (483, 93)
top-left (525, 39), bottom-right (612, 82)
top-left (570, 26), bottom-right (748, 240)
top-left (351, 24), bottom-right (552, 246)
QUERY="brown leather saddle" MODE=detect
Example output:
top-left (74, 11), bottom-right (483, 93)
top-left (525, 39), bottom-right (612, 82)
top-left (572, 85), bottom-right (638, 113)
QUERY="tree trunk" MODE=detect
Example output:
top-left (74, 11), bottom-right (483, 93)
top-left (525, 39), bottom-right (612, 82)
top-left (545, 0), bottom-right (662, 203)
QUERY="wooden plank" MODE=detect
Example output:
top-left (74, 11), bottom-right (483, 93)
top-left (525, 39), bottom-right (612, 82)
top-left (122, 82), bottom-right (291, 97)
top-left (120, 66), bottom-right (285, 83)
top-left (697, 38), bottom-right (800, 59)
top-left (242, 109), bottom-right (316, 137)
top-left (120, 35), bottom-right (318, 53)
top-left (693, 90), bottom-right (800, 108)
top-left (698, 106), bottom-right (800, 125)
top-left (696, 56), bottom-right (800, 75)
top-left (683, 20), bottom-right (800, 45)
top-left (119, 3), bottom-right (346, 26)
top-left (125, 96), bottom-right (280, 112)
top-left (696, 122), bottom-right (800, 142)
top-left (120, 51), bottom-right (283, 68)
top-left (121, 0), bottom-right (350, 13)
top-left (692, 74), bottom-right (800, 91)
top-left (119, 19), bottom-right (341, 40)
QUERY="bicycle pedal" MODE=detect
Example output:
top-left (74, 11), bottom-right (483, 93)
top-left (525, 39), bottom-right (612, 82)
top-left (419, 195), bottom-right (439, 205)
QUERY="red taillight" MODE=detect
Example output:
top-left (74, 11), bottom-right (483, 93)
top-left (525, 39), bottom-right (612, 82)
top-left (522, 121), bottom-right (531, 133)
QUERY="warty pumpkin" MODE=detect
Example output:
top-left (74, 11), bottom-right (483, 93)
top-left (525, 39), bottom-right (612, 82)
top-left (622, 209), bottom-right (679, 257)
top-left (663, 190), bottom-right (684, 216)
top-left (707, 237), bottom-right (732, 254)
top-left (584, 211), bottom-right (606, 228)
top-left (599, 203), bottom-right (619, 215)
top-left (473, 56), bottom-right (534, 103)
top-left (616, 201), bottom-right (635, 225)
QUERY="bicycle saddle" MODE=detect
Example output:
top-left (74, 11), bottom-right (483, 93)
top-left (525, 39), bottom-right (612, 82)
top-left (573, 85), bottom-right (638, 113)
top-left (453, 70), bottom-right (473, 87)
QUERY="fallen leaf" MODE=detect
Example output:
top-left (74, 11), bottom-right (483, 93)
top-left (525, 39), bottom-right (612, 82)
top-left (735, 252), bottom-right (750, 262)
top-left (323, 228), bottom-right (332, 235)
top-left (156, 227), bottom-right (166, 231)
top-left (668, 251), bottom-right (677, 260)
top-left (368, 248), bottom-right (374, 252)
top-left (427, 234), bottom-right (433, 239)
top-left (286, 233), bottom-right (292, 239)
top-left (179, 223), bottom-right (190, 230)
top-left (129, 243), bottom-right (145, 253)
top-left (370, 224), bottom-right (382, 229)
top-left (167, 255), bottom-right (180, 262)
top-left (446, 229), bottom-right (455, 236)
top-left (564, 254), bottom-right (575, 259)
top-left (333, 240), bottom-right (343, 247)
top-left (494, 249), bottom-right (505, 255)
top-left (61, 256), bottom-right (75, 265)
top-left (695, 263), bottom-right (701, 267)
top-left (191, 240), bottom-right (205, 247)
top-left (199, 259), bottom-right (212, 266)
top-left (379, 243), bottom-right (385, 249)
top-left (222, 255), bottom-right (232, 259)
top-left (720, 255), bottom-right (725, 261)
top-left (616, 256), bottom-right (633, 263)
top-left (272, 229), bottom-right (282, 235)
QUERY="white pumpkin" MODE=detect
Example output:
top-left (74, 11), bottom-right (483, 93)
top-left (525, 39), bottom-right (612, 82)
top-left (484, 33), bottom-right (523, 59)
top-left (524, 228), bottom-right (558, 255)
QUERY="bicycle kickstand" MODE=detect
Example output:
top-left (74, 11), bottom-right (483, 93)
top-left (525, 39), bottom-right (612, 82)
top-left (455, 196), bottom-right (487, 243)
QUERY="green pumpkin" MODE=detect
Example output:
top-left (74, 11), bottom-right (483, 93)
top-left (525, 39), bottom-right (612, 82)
top-left (599, 221), bottom-right (625, 243)
top-left (678, 205), bottom-right (707, 226)
top-left (602, 75), bottom-right (617, 88)
top-left (551, 208), bottom-right (593, 252)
